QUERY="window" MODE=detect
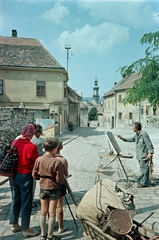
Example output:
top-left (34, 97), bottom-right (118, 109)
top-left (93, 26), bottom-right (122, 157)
top-left (64, 87), bottom-right (67, 97)
top-left (129, 112), bottom-right (132, 119)
top-left (146, 106), bottom-right (149, 115)
top-left (153, 107), bottom-right (156, 116)
top-left (118, 95), bottom-right (122, 103)
top-left (119, 112), bottom-right (122, 120)
top-left (37, 81), bottom-right (45, 96)
top-left (104, 102), bottom-right (106, 110)
top-left (111, 99), bottom-right (114, 110)
top-left (0, 79), bottom-right (3, 95)
top-left (108, 100), bottom-right (110, 110)
top-left (64, 109), bottom-right (67, 123)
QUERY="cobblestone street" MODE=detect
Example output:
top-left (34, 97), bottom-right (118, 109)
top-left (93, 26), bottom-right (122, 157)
top-left (0, 126), bottom-right (159, 239)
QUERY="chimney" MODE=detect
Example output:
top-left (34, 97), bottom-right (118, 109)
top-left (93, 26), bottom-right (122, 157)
top-left (12, 29), bottom-right (17, 37)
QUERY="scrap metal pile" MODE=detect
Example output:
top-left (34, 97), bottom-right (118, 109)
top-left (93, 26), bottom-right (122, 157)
top-left (76, 179), bottom-right (158, 240)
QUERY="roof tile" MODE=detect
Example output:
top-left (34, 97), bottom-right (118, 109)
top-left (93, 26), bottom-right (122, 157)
top-left (0, 36), bottom-right (63, 69)
top-left (104, 73), bottom-right (141, 97)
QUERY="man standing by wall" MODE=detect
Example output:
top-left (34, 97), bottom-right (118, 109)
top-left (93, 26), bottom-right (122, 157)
top-left (118, 122), bottom-right (154, 188)
top-left (31, 124), bottom-right (44, 207)
top-left (31, 124), bottom-right (44, 156)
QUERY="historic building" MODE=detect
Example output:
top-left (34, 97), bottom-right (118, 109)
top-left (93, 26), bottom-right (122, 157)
top-left (103, 72), bottom-right (159, 128)
top-left (0, 30), bottom-right (82, 133)
top-left (80, 102), bottom-right (89, 127)
top-left (67, 85), bottom-right (82, 127)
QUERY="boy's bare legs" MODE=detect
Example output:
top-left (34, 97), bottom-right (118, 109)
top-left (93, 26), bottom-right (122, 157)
top-left (57, 196), bottom-right (67, 233)
top-left (47, 199), bottom-right (58, 238)
top-left (40, 199), bottom-right (49, 237)
top-left (57, 197), bottom-right (64, 229)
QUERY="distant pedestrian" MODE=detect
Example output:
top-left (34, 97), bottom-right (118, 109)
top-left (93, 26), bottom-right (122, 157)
top-left (118, 122), bottom-right (154, 188)
top-left (32, 138), bottom-right (65, 240)
top-left (10, 124), bottom-right (39, 238)
top-left (68, 121), bottom-right (73, 133)
top-left (87, 122), bottom-right (90, 127)
top-left (54, 140), bottom-right (68, 234)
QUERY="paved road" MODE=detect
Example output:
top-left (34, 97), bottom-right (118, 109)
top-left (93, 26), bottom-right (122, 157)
top-left (0, 126), bottom-right (159, 239)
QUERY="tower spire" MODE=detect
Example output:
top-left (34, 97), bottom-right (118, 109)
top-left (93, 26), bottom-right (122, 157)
top-left (92, 77), bottom-right (99, 104)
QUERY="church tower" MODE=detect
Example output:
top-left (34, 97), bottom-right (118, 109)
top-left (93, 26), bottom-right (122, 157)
top-left (92, 77), bottom-right (99, 104)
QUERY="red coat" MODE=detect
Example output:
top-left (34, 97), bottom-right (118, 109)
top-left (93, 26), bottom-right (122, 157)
top-left (12, 138), bottom-right (39, 174)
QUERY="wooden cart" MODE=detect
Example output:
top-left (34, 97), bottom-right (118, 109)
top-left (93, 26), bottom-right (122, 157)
top-left (81, 219), bottom-right (158, 240)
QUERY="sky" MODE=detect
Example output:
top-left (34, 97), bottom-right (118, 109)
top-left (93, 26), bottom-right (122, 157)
top-left (0, 0), bottom-right (159, 99)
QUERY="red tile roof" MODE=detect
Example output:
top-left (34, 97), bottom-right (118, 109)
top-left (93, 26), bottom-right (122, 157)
top-left (0, 36), bottom-right (64, 69)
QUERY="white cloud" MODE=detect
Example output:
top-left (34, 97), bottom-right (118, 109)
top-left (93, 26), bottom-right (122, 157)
top-left (77, 0), bottom-right (153, 2)
top-left (41, 2), bottom-right (69, 25)
top-left (77, 1), bottom-right (159, 29)
top-left (52, 22), bottom-right (129, 54)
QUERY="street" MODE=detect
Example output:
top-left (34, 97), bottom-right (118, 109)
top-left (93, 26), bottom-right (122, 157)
top-left (0, 126), bottom-right (159, 239)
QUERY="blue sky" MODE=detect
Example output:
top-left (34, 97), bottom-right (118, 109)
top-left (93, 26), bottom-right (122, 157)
top-left (0, 0), bottom-right (159, 99)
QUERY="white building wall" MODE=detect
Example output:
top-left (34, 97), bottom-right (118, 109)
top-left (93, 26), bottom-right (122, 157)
top-left (103, 91), bottom-right (159, 129)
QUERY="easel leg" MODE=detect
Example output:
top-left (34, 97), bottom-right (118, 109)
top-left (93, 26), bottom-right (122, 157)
top-left (118, 157), bottom-right (130, 186)
top-left (95, 155), bottom-right (117, 184)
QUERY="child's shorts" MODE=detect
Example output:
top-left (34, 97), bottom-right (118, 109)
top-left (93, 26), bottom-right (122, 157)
top-left (39, 188), bottom-right (62, 200)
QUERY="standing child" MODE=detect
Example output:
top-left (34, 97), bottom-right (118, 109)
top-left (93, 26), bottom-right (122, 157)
top-left (54, 140), bottom-right (68, 234)
top-left (32, 138), bottom-right (65, 240)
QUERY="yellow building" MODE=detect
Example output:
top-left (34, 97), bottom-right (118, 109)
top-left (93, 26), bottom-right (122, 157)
top-left (0, 30), bottom-right (69, 133)
top-left (103, 73), bottom-right (158, 128)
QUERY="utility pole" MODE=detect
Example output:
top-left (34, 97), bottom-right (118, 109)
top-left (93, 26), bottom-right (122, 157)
top-left (65, 45), bottom-right (71, 125)
top-left (65, 45), bottom-right (71, 73)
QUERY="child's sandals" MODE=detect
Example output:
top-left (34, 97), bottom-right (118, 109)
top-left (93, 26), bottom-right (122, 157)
top-left (40, 235), bottom-right (47, 240)
top-left (46, 236), bottom-right (61, 240)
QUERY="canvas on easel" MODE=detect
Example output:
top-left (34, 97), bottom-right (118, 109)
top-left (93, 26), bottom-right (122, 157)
top-left (105, 131), bottom-right (121, 155)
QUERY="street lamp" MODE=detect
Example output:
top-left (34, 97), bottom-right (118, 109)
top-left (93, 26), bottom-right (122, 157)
top-left (65, 45), bottom-right (71, 73)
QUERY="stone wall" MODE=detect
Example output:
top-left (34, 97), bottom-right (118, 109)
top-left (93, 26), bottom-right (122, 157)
top-left (0, 107), bottom-right (49, 151)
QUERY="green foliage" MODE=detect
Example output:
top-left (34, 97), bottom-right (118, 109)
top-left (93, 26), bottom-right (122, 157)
top-left (88, 107), bottom-right (98, 121)
top-left (119, 30), bottom-right (159, 108)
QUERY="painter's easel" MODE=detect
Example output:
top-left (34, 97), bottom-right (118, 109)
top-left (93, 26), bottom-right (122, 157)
top-left (95, 131), bottom-right (133, 186)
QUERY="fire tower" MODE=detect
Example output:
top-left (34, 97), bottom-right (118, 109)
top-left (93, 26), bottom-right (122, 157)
top-left (92, 78), bottom-right (99, 104)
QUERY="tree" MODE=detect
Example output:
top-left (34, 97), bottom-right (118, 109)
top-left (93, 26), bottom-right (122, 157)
top-left (119, 30), bottom-right (159, 108)
top-left (88, 107), bottom-right (98, 121)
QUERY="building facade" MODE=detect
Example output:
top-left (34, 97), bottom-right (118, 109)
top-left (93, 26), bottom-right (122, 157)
top-left (67, 86), bottom-right (82, 127)
top-left (0, 30), bottom-right (70, 134)
top-left (103, 73), bottom-right (159, 128)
